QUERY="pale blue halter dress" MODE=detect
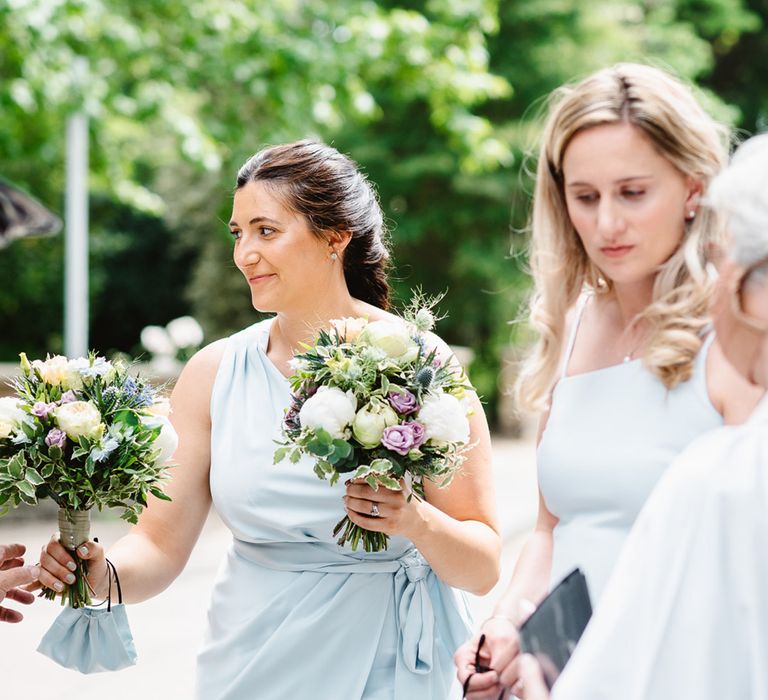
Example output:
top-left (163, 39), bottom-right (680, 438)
top-left (195, 318), bottom-right (472, 699)
top-left (538, 295), bottom-right (723, 604)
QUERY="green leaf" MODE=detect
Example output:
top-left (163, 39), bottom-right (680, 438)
top-left (114, 409), bottom-right (139, 427)
top-left (24, 468), bottom-right (45, 486)
top-left (289, 449), bottom-right (302, 464)
top-left (16, 480), bottom-right (37, 499)
top-left (376, 475), bottom-right (402, 491)
top-left (313, 462), bottom-right (326, 480)
top-left (368, 458), bottom-right (394, 475)
top-left (330, 439), bottom-right (352, 459)
top-left (353, 465), bottom-right (372, 480)
top-left (273, 447), bottom-right (288, 464)
top-left (306, 436), bottom-right (333, 458)
top-left (149, 487), bottom-right (172, 501)
top-left (18, 489), bottom-right (36, 506)
top-left (365, 476), bottom-right (379, 491)
top-left (7, 454), bottom-right (25, 479)
top-left (41, 462), bottom-right (55, 479)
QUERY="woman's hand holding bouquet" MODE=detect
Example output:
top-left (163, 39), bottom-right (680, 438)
top-left (0, 353), bottom-right (176, 607)
top-left (275, 297), bottom-right (473, 552)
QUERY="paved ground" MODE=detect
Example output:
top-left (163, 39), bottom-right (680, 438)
top-left (0, 436), bottom-right (537, 699)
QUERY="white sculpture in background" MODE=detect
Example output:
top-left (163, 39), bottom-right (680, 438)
top-left (140, 316), bottom-right (204, 375)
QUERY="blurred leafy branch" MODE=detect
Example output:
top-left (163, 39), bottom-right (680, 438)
top-left (0, 0), bottom-right (764, 424)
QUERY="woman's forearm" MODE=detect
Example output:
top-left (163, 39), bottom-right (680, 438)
top-left (99, 530), bottom-right (190, 604)
top-left (489, 528), bottom-right (553, 621)
top-left (406, 499), bottom-right (501, 595)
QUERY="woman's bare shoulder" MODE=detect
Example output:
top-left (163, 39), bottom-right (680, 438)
top-left (172, 338), bottom-right (229, 405)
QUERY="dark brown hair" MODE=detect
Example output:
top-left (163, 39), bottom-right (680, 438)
top-left (235, 140), bottom-right (391, 309)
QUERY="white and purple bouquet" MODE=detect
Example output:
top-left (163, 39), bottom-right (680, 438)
top-left (0, 353), bottom-right (177, 607)
top-left (274, 297), bottom-right (473, 552)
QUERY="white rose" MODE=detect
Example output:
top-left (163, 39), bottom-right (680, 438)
top-left (298, 387), bottom-right (357, 439)
top-left (33, 355), bottom-right (70, 386)
top-left (417, 392), bottom-right (470, 445)
top-left (0, 397), bottom-right (25, 440)
top-left (166, 316), bottom-right (204, 349)
top-left (352, 400), bottom-right (399, 448)
top-left (54, 401), bottom-right (104, 441)
top-left (141, 415), bottom-right (178, 465)
top-left (360, 320), bottom-right (418, 361)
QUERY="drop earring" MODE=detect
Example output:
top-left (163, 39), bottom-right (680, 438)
top-left (687, 209), bottom-right (696, 221)
top-left (330, 251), bottom-right (338, 261)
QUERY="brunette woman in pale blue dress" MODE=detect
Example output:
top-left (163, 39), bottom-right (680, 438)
top-left (38, 140), bottom-right (501, 699)
top-left (456, 63), bottom-right (762, 699)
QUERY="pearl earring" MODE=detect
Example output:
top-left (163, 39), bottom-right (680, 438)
top-left (330, 251), bottom-right (338, 261)
top-left (687, 210), bottom-right (696, 221)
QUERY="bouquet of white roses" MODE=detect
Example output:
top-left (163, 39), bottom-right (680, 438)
top-left (0, 353), bottom-right (176, 607)
top-left (275, 297), bottom-right (473, 552)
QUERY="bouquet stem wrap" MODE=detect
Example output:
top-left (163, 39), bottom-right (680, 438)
top-left (43, 508), bottom-right (92, 608)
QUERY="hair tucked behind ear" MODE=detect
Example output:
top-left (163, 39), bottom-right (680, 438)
top-left (236, 140), bottom-right (391, 309)
top-left (515, 63), bottom-right (730, 413)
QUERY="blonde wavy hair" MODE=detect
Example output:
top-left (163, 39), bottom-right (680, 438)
top-left (515, 63), bottom-right (731, 414)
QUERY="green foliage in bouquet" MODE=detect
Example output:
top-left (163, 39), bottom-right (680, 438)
top-left (0, 352), bottom-right (175, 606)
top-left (275, 294), bottom-right (474, 552)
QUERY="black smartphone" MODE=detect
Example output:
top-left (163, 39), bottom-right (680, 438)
top-left (518, 568), bottom-right (593, 689)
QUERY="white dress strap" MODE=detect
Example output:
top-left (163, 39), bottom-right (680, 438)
top-left (560, 294), bottom-right (591, 379)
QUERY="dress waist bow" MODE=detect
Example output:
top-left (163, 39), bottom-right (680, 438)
top-left (232, 539), bottom-right (464, 674)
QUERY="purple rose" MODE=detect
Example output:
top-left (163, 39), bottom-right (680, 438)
top-left (408, 421), bottom-right (426, 449)
top-left (59, 391), bottom-right (77, 404)
top-left (387, 390), bottom-right (418, 415)
top-left (45, 428), bottom-right (67, 449)
top-left (381, 421), bottom-right (426, 456)
top-left (32, 401), bottom-right (56, 419)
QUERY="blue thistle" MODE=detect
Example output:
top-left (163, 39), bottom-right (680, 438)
top-left (414, 366), bottom-right (435, 390)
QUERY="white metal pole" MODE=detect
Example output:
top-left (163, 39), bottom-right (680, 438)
top-left (64, 60), bottom-right (89, 358)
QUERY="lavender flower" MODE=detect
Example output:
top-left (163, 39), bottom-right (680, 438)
top-left (387, 390), bottom-right (418, 415)
top-left (381, 421), bottom-right (426, 456)
top-left (32, 401), bottom-right (56, 419)
top-left (59, 391), bottom-right (77, 404)
top-left (45, 428), bottom-right (67, 449)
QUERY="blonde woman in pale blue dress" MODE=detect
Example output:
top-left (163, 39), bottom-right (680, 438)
top-left (456, 64), bottom-right (762, 699)
top-left (38, 140), bottom-right (501, 699)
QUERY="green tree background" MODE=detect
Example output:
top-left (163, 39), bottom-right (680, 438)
top-left (1, 0), bottom-right (765, 425)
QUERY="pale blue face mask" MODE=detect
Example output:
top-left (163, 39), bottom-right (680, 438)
top-left (37, 560), bottom-right (137, 673)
